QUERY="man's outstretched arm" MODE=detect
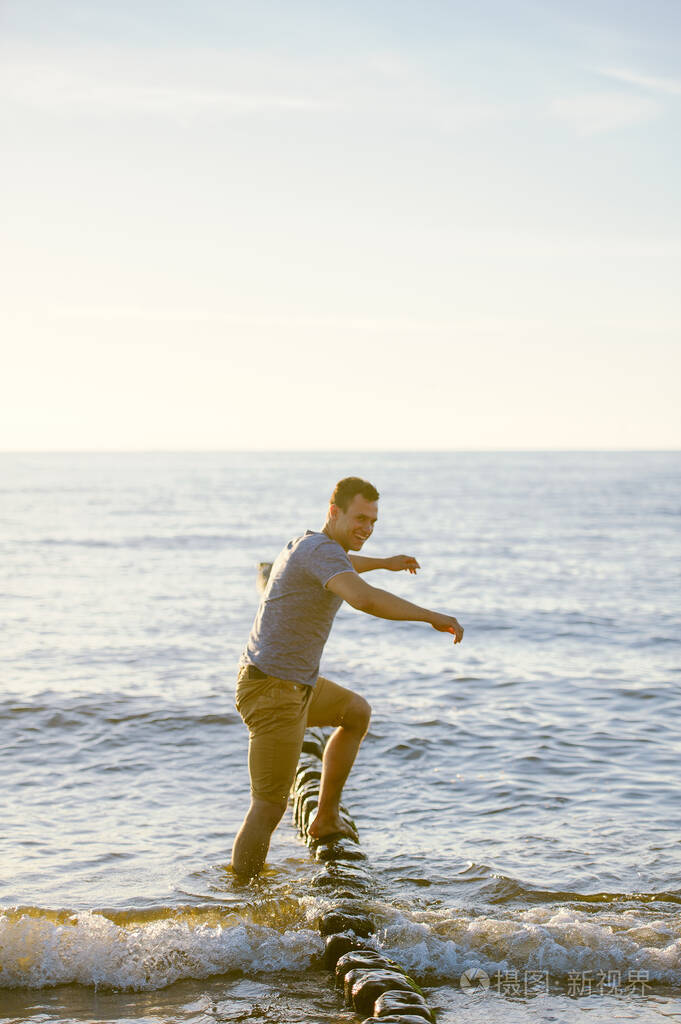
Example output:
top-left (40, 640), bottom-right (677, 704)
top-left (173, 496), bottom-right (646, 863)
top-left (349, 554), bottom-right (420, 574)
top-left (327, 571), bottom-right (463, 642)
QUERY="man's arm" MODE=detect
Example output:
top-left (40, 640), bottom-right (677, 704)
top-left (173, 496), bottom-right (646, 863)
top-left (349, 554), bottom-right (420, 574)
top-left (327, 571), bottom-right (463, 642)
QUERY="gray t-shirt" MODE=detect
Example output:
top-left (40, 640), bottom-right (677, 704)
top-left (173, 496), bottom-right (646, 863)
top-left (241, 530), bottom-right (355, 687)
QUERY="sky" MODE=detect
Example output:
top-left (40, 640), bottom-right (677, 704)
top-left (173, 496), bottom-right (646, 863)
top-left (1, 0), bottom-right (679, 450)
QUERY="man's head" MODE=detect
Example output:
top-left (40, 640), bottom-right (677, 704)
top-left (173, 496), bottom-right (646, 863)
top-left (325, 476), bottom-right (379, 552)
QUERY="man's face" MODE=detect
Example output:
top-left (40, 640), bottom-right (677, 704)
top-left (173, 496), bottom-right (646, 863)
top-left (331, 494), bottom-right (378, 551)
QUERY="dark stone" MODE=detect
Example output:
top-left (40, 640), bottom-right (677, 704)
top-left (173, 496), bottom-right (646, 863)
top-left (294, 778), bottom-right (320, 801)
top-left (293, 786), bottom-right (320, 813)
top-left (361, 1017), bottom-right (433, 1024)
top-left (322, 862), bottom-right (372, 885)
top-left (344, 967), bottom-right (373, 1006)
top-left (335, 949), bottom-right (401, 985)
top-left (293, 782), bottom-right (319, 819)
top-left (296, 753), bottom-right (323, 774)
top-left (323, 932), bottom-right (370, 971)
top-left (311, 865), bottom-right (372, 892)
top-left (306, 726), bottom-right (328, 747)
top-left (293, 766), bottom-right (321, 791)
top-left (298, 796), bottom-right (318, 830)
top-left (314, 837), bottom-right (367, 862)
top-left (331, 889), bottom-right (365, 900)
top-left (352, 971), bottom-right (421, 1016)
top-left (300, 794), bottom-right (319, 821)
top-left (374, 990), bottom-right (434, 1021)
top-left (319, 907), bottom-right (375, 938)
top-left (325, 898), bottom-right (368, 915)
top-left (301, 734), bottom-right (325, 758)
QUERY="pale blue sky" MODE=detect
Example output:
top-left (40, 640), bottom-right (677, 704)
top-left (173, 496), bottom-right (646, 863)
top-left (1, 0), bottom-right (679, 449)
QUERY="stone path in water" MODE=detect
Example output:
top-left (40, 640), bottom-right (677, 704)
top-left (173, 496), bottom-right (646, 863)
top-left (292, 727), bottom-right (436, 1024)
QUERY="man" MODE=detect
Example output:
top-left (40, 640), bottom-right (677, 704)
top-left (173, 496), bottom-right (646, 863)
top-left (231, 476), bottom-right (463, 876)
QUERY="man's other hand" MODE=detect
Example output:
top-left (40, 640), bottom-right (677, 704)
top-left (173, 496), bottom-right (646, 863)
top-left (430, 613), bottom-right (464, 643)
top-left (385, 554), bottom-right (420, 574)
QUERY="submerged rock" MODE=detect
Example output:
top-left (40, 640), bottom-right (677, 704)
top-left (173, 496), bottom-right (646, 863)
top-left (301, 728), bottom-right (326, 759)
top-left (343, 967), bottom-right (373, 1006)
top-left (374, 989), bottom-right (434, 1021)
top-left (351, 970), bottom-right (422, 1016)
top-left (311, 863), bottom-right (373, 893)
top-left (319, 907), bottom-right (375, 939)
top-left (361, 1017), bottom-right (435, 1024)
top-left (323, 931), bottom-right (370, 971)
top-left (313, 837), bottom-right (367, 862)
top-left (293, 766), bottom-right (322, 791)
top-left (335, 949), bottom-right (401, 984)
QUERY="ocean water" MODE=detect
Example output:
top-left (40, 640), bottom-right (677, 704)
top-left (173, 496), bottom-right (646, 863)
top-left (1, 451), bottom-right (680, 1023)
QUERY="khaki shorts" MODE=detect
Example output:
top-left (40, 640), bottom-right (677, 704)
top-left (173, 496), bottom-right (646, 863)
top-left (235, 668), bottom-right (357, 805)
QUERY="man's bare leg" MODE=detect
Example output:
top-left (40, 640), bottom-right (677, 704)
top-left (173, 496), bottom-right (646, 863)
top-left (308, 694), bottom-right (370, 840)
top-left (231, 797), bottom-right (287, 877)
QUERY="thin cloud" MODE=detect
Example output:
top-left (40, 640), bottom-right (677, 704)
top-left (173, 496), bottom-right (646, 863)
top-left (1, 67), bottom-right (331, 115)
top-left (0, 42), bottom-right (342, 116)
top-left (551, 91), bottom-right (659, 135)
top-left (46, 306), bottom-right (681, 335)
top-left (0, 40), bottom-right (502, 128)
top-left (599, 67), bottom-right (681, 96)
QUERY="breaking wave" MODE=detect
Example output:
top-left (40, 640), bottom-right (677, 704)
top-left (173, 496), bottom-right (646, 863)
top-left (3, 900), bottom-right (681, 992)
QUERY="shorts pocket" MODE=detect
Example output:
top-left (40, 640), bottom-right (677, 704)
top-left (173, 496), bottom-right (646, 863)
top-left (236, 676), bottom-right (307, 730)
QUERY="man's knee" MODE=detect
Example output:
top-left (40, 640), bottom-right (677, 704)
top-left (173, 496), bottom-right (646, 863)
top-left (247, 796), bottom-right (288, 832)
top-left (342, 694), bottom-right (371, 736)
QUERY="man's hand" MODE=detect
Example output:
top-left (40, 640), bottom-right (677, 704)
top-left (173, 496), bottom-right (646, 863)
top-left (430, 612), bottom-right (464, 644)
top-left (385, 554), bottom-right (420, 574)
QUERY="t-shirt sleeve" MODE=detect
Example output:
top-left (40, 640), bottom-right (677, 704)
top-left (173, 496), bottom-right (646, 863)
top-left (306, 539), bottom-right (355, 588)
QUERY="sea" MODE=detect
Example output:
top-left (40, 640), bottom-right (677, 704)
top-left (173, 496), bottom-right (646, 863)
top-left (1, 451), bottom-right (680, 1024)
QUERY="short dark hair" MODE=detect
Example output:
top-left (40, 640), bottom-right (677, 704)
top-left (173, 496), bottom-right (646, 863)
top-left (330, 476), bottom-right (379, 512)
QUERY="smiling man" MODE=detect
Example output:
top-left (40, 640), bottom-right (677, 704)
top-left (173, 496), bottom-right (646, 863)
top-left (231, 476), bottom-right (463, 876)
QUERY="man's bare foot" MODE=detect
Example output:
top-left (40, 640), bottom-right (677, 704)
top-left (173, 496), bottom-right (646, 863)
top-left (308, 810), bottom-right (357, 842)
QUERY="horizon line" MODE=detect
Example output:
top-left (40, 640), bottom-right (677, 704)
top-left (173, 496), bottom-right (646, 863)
top-left (1, 448), bottom-right (679, 455)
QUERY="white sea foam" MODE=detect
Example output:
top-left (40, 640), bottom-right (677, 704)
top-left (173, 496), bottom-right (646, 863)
top-left (0, 909), bottom-right (322, 991)
top-left (375, 903), bottom-right (681, 985)
top-left (2, 900), bottom-right (681, 992)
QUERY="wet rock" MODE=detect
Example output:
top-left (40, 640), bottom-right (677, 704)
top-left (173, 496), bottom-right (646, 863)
top-left (306, 726), bottom-right (328, 746)
top-left (319, 906), bottom-right (375, 938)
top-left (297, 796), bottom-right (318, 830)
top-left (311, 863), bottom-right (373, 892)
top-left (293, 782), bottom-right (319, 820)
top-left (330, 888), bottom-right (365, 901)
top-left (293, 766), bottom-right (321, 791)
top-left (335, 949), bottom-right (402, 985)
top-left (323, 862), bottom-right (372, 884)
top-left (324, 897), bottom-right (368, 914)
top-left (343, 967), bottom-right (373, 1006)
top-left (301, 737), bottom-right (324, 758)
top-left (323, 931), bottom-right (370, 970)
top-left (351, 970), bottom-right (421, 1016)
top-left (293, 777), bottom-right (320, 800)
top-left (361, 1017), bottom-right (434, 1024)
top-left (373, 990), bottom-right (434, 1021)
top-left (314, 837), bottom-right (366, 862)
top-left (296, 753), bottom-right (323, 775)
top-left (293, 784), bottom-right (320, 808)
top-left (301, 729), bottom-right (326, 759)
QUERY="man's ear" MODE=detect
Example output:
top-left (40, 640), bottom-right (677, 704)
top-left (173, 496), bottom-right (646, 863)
top-left (328, 502), bottom-right (339, 520)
